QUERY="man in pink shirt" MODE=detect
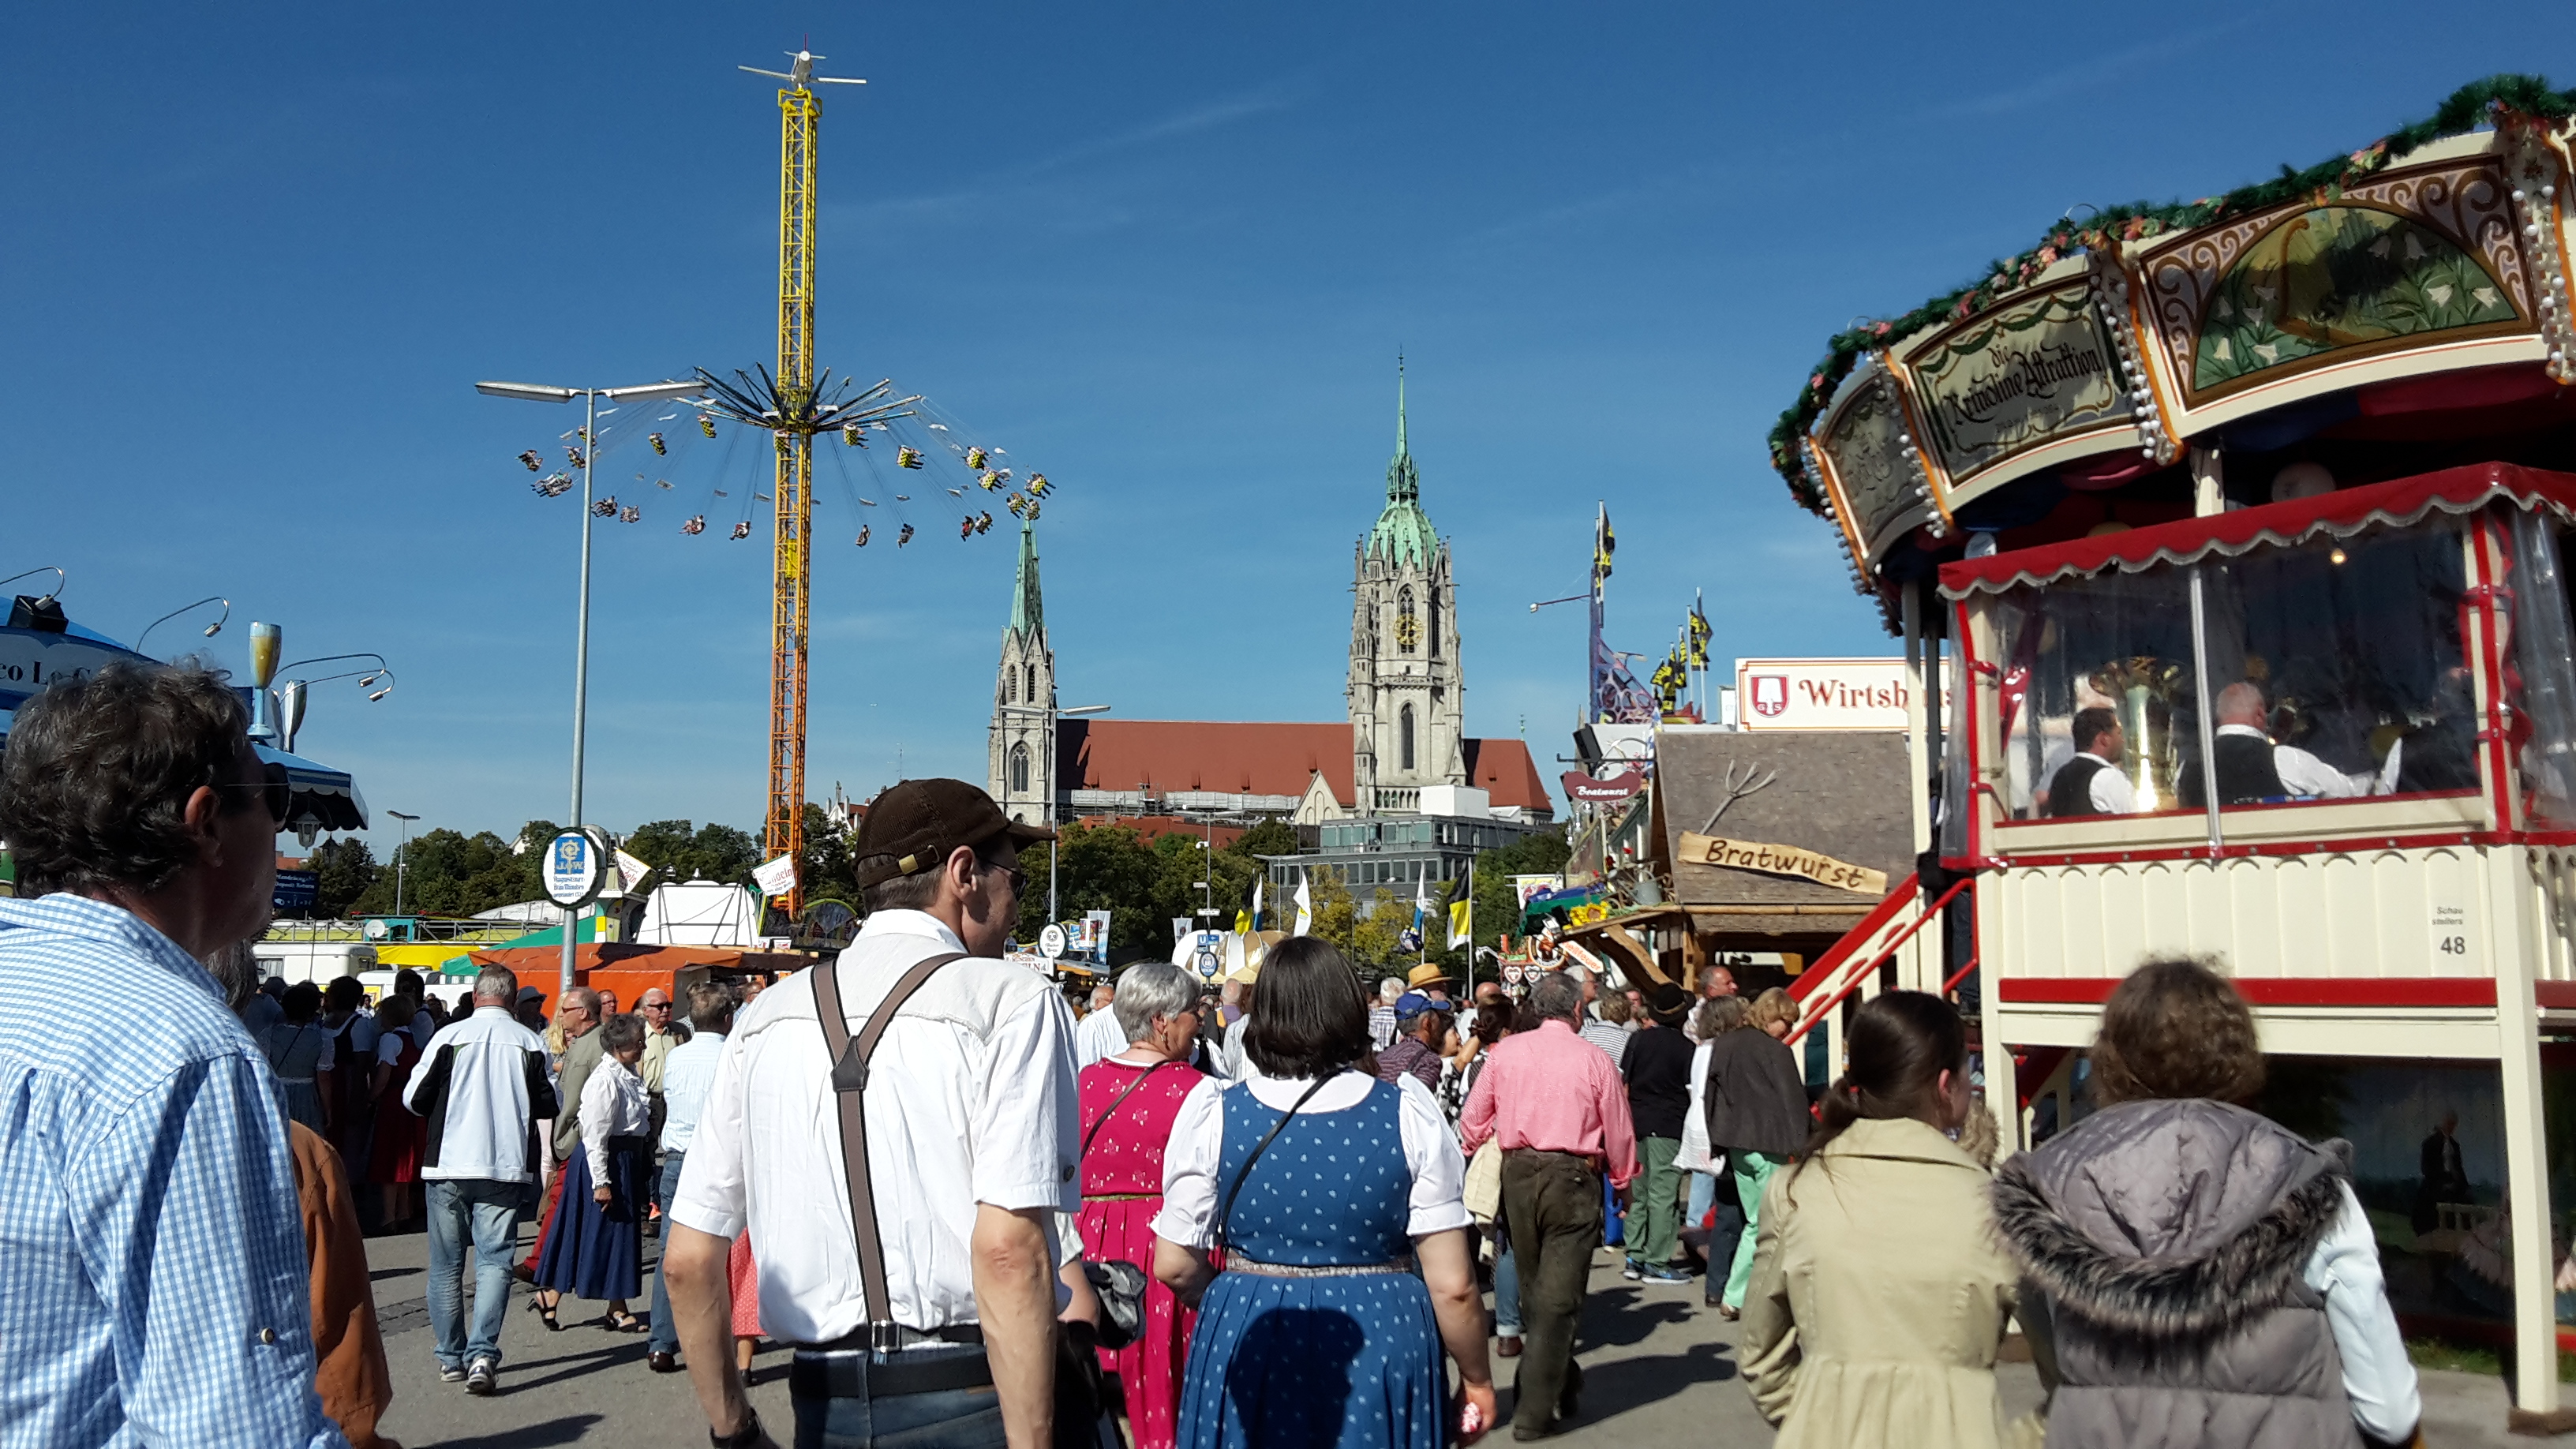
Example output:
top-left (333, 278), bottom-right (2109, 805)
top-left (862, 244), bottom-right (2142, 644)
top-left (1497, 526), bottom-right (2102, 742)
top-left (1462, 969), bottom-right (1638, 1440)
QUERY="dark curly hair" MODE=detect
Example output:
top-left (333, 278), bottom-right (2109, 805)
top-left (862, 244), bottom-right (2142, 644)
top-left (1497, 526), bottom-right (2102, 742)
top-left (2091, 957), bottom-right (2265, 1106)
top-left (599, 1011), bottom-right (648, 1055)
top-left (0, 661), bottom-right (260, 897)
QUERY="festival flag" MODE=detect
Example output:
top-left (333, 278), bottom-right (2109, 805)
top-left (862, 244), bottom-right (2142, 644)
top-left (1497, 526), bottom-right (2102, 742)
top-left (1687, 591), bottom-right (1712, 669)
top-left (751, 852), bottom-right (797, 899)
top-left (1251, 878), bottom-right (1264, 930)
top-left (1234, 908), bottom-right (1252, 934)
top-left (1294, 875), bottom-right (1312, 935)
top-left (1449, 898), bottom-right (1472, 950)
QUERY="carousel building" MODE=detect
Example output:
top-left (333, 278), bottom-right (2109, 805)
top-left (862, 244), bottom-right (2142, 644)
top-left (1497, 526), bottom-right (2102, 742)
top-left (1762, 80), bottom-right (2576, 1428)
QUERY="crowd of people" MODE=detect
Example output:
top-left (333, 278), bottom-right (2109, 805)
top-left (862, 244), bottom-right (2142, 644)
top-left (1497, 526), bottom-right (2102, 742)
top-left (0, 661), bottom-right (2436, 1449)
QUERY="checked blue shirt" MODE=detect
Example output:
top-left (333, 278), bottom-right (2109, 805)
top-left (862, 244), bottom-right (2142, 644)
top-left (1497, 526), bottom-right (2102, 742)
top-left (0, 893), bottom-right (346, 1449)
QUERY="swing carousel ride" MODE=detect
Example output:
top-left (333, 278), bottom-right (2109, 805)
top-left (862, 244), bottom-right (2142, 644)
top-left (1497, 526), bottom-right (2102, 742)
top-left (497, 47), bottom-right (1065, 917)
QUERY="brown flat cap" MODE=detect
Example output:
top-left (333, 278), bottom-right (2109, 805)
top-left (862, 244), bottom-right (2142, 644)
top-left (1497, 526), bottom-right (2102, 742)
top-left (852, 778), bottom-right (1054, 889)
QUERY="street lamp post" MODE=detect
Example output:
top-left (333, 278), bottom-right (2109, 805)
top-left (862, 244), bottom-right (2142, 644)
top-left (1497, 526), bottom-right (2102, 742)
top-left (135, 597), bottom-right (230, 659)
top-left (387, 811), bottom-right (419, 916)
top-left (476, 377), bottom-right (704, 998)
top-left (997, 702), bottom-right (1110, 931)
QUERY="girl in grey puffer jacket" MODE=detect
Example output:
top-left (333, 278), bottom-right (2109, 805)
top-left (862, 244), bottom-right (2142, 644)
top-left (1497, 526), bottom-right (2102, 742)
top-left (1990, 960), bottom-right (2420, 1449)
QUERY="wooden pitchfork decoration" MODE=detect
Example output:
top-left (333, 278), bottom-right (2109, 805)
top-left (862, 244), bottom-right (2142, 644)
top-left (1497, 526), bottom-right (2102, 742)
top-left (1701, 761), bottom-right (1779, 833)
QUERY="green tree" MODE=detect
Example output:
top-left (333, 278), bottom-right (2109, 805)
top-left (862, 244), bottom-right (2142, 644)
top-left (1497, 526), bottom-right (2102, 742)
top-left (353, 826), bottom-right (546, 918)
top-left (1470, 829), bottom-right (1574, 954)
top-left (1306, 867), bottom-right (1358, 953)
top-left (622, 820), bottom-right (760, 889)
top-left (1350, 886), bottom-right (1407, 967)
top-left (1225, 819), bottom-right (1302, 863)
top-left (799, 802), bottom-right (856, 905)
top-left (1010, 822), bottom-right (1164, 950)
top-left (307, 838), bottom-right (380, 919)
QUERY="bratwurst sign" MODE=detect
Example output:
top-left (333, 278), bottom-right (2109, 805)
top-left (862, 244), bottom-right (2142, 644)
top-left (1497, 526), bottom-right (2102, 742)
top-left (1676, 831), bottom-right (1887, 897)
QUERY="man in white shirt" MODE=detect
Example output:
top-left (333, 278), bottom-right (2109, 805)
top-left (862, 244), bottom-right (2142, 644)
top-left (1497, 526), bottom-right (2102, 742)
top-left (646, 980), bottom-right (736, 1374)
top-left (1072, 979), bottom-right (1124, 1070)
top-left (405, 965), bottom-right (557, 1395)
top-left (2045, 707), bottom-right (2140, 818)
top-left (666, 779), bottom-right (1073, 1449)
top-left (2191, 682), bottom-right (2388, 806)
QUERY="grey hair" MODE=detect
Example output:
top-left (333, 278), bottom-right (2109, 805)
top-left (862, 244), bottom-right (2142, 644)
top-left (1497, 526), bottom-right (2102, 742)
top-left (559, 985), bottom-right (600, 1014)
top-left (1114, 964), bottom-right (1200, 1043)
top-left (474, 965), bottom-right (519, 1004)
top-left (599, 1011), bottom-right (646, 1054)
top-left (1529, 971), bottom-right (1584, 1023)
top-left (206, 940), bottom-right (263, 1013)
top-left (1379, 977), bottom-right (1404, 1003)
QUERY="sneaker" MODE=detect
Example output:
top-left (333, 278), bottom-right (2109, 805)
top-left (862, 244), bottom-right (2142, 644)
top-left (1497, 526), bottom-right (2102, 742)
top-left (1620, 1259), bottom-right (1643, 1280)
top-left (465, 1357), bottom-right (498, 1396)
top-left (1640, 1265), bottom-right (1694, 1284)
top-left (437, 1364), bottom-right (466, 1384)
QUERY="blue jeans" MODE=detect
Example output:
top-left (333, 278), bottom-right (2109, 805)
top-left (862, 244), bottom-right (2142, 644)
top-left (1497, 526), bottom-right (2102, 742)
top-left (648, 1150), bottom-right (686, 1354)
top-left (791, 1347), bottom-right (1006, 1449)
top-left (1493, 1237), bottom-right (1522, 1336)
top-left (427, 1177), bottom-right (522, 1369)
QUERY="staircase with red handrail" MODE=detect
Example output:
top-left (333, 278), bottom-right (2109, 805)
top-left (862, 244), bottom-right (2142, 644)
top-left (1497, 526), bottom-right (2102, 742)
top-left (1784, 874), bottom-right (1971, 1047)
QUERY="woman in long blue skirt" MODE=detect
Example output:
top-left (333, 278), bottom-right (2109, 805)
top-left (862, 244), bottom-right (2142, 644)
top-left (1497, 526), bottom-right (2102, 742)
top-left (1151, 942), bottom-right (1497, 1447)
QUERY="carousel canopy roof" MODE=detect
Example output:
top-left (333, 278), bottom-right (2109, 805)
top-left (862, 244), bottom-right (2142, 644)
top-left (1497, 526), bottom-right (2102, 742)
top-left (1938, 460), bottom-right (2576, 599)
top-left (1769, 75), bottom-right (2576, 517)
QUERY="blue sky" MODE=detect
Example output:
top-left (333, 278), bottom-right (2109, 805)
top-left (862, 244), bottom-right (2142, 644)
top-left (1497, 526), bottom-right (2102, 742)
top-left (0, 2), bottom-right (2546, 852)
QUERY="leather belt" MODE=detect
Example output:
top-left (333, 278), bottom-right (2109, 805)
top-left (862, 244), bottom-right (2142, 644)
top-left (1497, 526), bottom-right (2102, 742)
top-left (788, 1342), bottom-right (993, 1401)
top-left (796, 1324), bottom-right (985, 1354)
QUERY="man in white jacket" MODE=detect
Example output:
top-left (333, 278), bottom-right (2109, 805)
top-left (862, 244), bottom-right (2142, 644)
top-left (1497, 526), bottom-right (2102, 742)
top-left (406, 964), bottom-right (557, 1396)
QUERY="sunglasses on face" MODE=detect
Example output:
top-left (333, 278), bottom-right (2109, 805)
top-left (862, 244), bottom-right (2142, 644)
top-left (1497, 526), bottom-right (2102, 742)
top-left (215, 761), bottom-right (293, 823)
top-left (980, 858), bottom-right (1028, 898)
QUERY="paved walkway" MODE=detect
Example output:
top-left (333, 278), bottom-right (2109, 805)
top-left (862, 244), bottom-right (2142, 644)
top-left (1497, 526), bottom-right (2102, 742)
top-left (363, 1228), bottom-right (2536, 1446)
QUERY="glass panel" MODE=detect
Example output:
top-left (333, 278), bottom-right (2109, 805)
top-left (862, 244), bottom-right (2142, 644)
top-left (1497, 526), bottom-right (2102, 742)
top-left (2196, 524), bottom-right (2469, 807)
top-left (1941, 638), bottom-right (1971, 856)
top-left (2512, 515), bottom-right (2576, 828)
top-left (1994, 567), bottom-right (2202, 821)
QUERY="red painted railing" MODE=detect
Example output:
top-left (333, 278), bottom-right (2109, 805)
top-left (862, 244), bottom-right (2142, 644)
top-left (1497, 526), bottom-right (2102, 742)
top-left (1785, 877), bottom-right (1972, 1046)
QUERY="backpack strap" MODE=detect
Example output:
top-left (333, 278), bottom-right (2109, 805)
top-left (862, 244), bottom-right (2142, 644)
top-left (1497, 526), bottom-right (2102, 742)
top-left (811, 950), bottom-right (966, 1345)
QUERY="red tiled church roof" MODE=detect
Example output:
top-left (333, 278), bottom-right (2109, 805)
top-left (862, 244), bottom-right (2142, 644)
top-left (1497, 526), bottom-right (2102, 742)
top-left (1058, 721), bottom-right (1551, 812)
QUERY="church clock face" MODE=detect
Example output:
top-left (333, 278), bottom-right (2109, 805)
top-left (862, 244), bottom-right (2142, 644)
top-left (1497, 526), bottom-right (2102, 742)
top-left (1395, 612), bottom-right (1420, 650)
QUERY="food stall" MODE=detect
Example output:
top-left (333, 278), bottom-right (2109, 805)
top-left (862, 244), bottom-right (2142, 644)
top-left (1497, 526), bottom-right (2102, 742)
top-left (1769, 80), bottom-right (2576, 1425)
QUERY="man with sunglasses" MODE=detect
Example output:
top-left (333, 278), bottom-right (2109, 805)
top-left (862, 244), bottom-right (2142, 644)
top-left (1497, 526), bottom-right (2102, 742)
top-left (0, 663), bottom-right (349, 1448)
top-left (665, 778), bottom-right (1074, 1449)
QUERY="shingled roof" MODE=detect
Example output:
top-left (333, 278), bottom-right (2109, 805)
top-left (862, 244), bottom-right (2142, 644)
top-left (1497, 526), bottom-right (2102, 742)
top-left (1058, 720), bottom-right (1551, 813)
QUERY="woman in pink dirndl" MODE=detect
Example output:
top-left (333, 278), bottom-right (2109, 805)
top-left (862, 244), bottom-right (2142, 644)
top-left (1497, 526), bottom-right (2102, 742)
top-left (1076, 966), bottom-right (1218, 1449)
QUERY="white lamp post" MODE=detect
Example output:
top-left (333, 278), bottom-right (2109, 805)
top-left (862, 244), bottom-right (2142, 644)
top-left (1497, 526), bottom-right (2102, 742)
top-left (476, 378), bottom-right (704, 997)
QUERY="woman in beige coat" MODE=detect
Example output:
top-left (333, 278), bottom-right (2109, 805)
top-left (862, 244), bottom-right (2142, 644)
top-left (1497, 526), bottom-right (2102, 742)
top-left (1738, 990), bottom-right (2031, 1449)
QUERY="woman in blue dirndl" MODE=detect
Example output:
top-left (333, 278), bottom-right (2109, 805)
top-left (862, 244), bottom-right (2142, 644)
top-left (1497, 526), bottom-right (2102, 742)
top-left (535, 1011), bottom-right (653, 1331)
top-left (1154, 939), bottom-right (1497, 1447)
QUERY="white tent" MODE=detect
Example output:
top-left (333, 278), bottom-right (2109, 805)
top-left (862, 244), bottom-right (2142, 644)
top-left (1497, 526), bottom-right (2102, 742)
top-left (636, 880), bottom-right (765, 948)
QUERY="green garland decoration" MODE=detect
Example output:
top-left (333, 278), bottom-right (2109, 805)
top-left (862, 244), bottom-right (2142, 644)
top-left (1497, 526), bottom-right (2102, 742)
top-left (1768, 74), bottom-right (2576, 516)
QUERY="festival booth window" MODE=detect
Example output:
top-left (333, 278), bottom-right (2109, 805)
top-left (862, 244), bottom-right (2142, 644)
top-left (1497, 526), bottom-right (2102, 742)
top-left (1941, 463), bottom-right (2576, 858)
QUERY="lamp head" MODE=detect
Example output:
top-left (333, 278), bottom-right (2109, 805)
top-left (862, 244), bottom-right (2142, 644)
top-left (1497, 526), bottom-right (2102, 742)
top-left (203, 621), bottom-right (222, 637)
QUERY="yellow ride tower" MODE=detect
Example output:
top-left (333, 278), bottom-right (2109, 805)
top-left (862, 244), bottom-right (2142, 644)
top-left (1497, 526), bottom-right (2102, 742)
top-left (766, 80), bottom-right (818, 916)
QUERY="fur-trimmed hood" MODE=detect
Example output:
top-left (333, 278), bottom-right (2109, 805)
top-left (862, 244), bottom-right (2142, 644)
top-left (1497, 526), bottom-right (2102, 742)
top-left (1991, 1099), bottom-right (2349, 1346)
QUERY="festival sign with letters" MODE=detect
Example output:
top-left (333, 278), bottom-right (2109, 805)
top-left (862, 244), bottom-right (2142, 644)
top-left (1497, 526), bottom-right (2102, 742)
top-left (1895, 267), bottom-right (2140, 502)
top-left (1733, 657), bottom-right (1953, 732)
top-left (1676, 831), bottom-right (1888, 897)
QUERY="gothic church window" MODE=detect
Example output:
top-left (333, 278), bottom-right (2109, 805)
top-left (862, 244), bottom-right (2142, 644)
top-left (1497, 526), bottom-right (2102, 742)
top-left (1400, 704), bottom-right (1416, 773)
top-left (1009, 741), bottom-right (1030, 794)
top-left (1007, 664), bottom-right (1018, 704)
top-left (1396, 587), bottom-right (1419, 653)
top-left (1024, 664), bottom-right (1037, 703)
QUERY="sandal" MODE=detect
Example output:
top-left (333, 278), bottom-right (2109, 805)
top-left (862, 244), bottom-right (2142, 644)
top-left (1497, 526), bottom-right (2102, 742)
top-left (601, 1310), bottom-right (646, 1333)
top-left (526, 1294), bottom-right (562, 1331)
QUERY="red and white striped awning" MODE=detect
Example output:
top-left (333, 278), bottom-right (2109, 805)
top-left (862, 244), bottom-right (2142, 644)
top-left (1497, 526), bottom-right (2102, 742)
top-left (1937, 462), bottom-right (2576, 600)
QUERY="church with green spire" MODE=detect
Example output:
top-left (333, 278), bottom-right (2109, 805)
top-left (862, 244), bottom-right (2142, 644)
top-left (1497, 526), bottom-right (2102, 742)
top-left (1348, 362), bottom-right (1466, 814)
top-left (987, 519), bottom-right (1054, 825)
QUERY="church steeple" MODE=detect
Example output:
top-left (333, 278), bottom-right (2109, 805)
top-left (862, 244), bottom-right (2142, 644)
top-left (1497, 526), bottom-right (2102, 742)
top-left (1386, 354), bottom-right (1418, 504)
top-left (1368, 358), bottom-right (1434, 566)
top-left (1009, 520), bottom-right (1043, 639)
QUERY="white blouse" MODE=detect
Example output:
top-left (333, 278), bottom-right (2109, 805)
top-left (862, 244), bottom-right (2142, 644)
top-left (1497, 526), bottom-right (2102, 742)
top-left (1151, 1065), bottom-right (1470, 1250)
top-left (581, 1059), bottom-right (652, 1184)
top-left (1677, 1039), bottom-right (1718, 1174)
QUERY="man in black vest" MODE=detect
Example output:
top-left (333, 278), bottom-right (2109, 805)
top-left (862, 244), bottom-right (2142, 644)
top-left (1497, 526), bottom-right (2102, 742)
top-left (2046, 707), bottom-right (2138, 818)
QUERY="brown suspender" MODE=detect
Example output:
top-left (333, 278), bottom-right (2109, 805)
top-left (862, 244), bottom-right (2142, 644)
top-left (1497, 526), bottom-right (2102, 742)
top-left (809, 951), bottom-right (966, 1348)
